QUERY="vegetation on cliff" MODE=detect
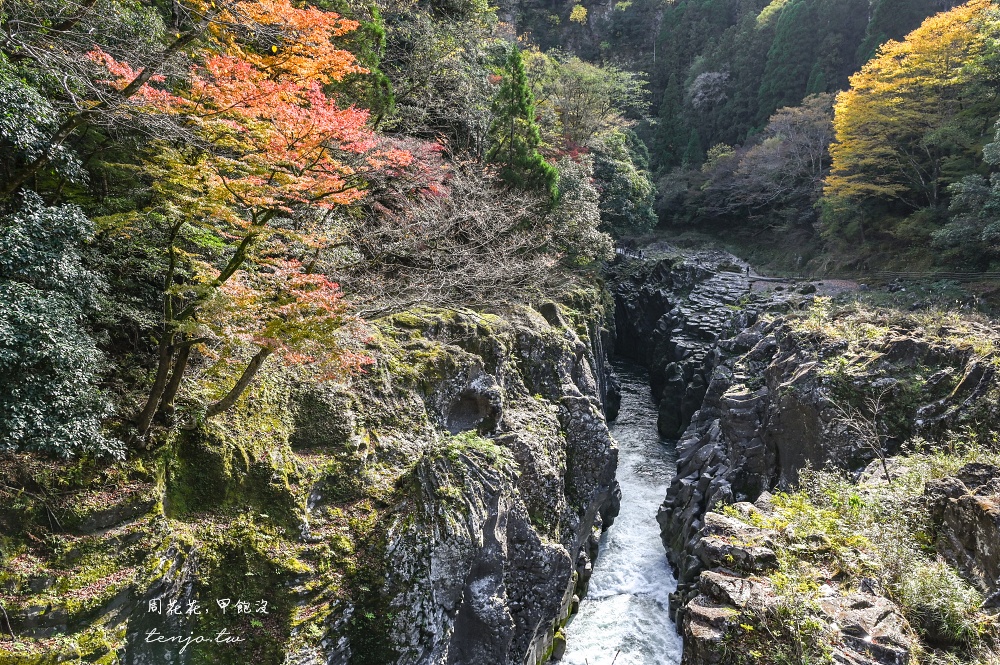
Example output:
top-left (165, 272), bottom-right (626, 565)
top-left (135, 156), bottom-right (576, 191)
top-left (0, 0), bottom-right (630, 662)
top-left (8, 0), bottom-right (1000, 663)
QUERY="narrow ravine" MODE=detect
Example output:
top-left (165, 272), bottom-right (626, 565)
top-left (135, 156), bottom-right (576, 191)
top-left (561, 363), bottom-right (684, 665)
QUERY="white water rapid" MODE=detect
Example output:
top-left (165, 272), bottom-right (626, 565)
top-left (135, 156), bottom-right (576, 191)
top-left (561, 363), bottom-right (684, 665)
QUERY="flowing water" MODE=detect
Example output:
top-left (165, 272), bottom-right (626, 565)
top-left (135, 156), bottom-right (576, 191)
top-left (561, 363), bottom-right (684, 665)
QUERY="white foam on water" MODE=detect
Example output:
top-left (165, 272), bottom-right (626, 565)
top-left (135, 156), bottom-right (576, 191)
top-left (561, 365), bottom-right (684, 665)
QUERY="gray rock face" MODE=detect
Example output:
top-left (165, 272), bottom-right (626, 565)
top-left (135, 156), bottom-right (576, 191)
top-left (607, 252), bottom-right (1000, 665)
top-left (386, 453), bottom-right (576, 665)
top-left (930, 463), bottom-right (1000, 597)
top-left (693, 513), bottom-right (778, 575)
top-left (1, 302), bottom-right (618, 665)
top-left (679, 501), bottom-right (914, 665)
top-left (656, 317), bottom-right (865, 608)
top-left (609, 252), bottom-right (760, 439)
top-left (606, 253), bottom-right (995, 664)
top-left (820, 594), bottom-right (912, 665)
top-left (682, 574), bottom-right (915, 665)
top-left (371, 307), bottom-right (620, 665)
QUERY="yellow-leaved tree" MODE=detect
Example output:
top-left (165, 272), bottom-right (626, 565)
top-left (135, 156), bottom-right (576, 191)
top-left (824, 0), bottom-right (1000, 222)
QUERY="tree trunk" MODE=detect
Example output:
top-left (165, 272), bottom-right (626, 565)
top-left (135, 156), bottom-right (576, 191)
top-left (205, 348), bottom-right (273, 418)
top-left (131, 337), bottom-right (175, 445)
top-left (879, 441), bottom-right (892, 485)
top-left (158, 343), bottom-right (192, 420)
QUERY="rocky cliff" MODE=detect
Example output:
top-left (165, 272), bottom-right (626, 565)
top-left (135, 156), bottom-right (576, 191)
top-left (0, 297), bottom-right (620, 665)
top-left (607, 249), bottom-right (1000, 664)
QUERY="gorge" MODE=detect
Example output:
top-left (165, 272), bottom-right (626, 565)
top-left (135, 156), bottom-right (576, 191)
top-left (560, 364), bottom-right (683, 665)
top-left (4, 237), bottom-right (1000, 664)
top-left (5, 0), bottom-right (1000, 663)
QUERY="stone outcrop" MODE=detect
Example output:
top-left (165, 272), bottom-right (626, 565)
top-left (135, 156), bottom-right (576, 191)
top-left (927, 463), bottom-right (1000, 600)
top-left (655, 316), bottom-right (866, 608)
top-left (646, 305), bottom-right (993, 616)
top-left (609, 251), bottom-right (759, 439)
top-left (606, 249), bottom-right (1000, 665)
top-left (0, 300), bottom-right (620, 665)
top-left (379, 307), bottom-right (620, 664)
top-left (680, 498), bottom-right (915, 665)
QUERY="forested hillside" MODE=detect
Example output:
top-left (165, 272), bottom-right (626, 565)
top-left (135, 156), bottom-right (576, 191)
top-left (508, 0), bottom-right (1000, 274)
top-left (0, 0), bottom-right (655, 458)
top-left (0, 0), bottom-right (651, 661)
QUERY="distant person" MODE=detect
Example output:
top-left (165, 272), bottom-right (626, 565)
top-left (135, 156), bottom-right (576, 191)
top-left (745, 266), bottom-right (750, 276)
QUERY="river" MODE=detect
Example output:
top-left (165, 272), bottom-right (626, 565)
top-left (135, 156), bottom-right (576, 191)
top-left (561, 363), bottom-right (684, 665)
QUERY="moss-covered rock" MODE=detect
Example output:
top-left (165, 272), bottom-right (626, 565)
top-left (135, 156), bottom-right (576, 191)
top-left (1, 291), bottom-right (618, 665)
top-left (650, 292), bottom-right (1000, 664)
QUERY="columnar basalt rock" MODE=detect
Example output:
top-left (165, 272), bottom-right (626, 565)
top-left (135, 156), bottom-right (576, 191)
top-left (607, 251), bottom-right (1000, 664)
top-left (928, 463), bottom-right (1000, 600)
top-left (609, 251), bottom-right (761, 439)
top-left (677, 496), bottom-right (916, 665)
top-left (0, 301), bottom-right (620, 665)
top-left (309, 306), bottom-right (622, 665)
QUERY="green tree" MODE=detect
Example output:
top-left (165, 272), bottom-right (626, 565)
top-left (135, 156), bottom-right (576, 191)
top-left (323, 3), bottom-right (395, 125)
top-left (934, 119), bottom-right (1000, 264)
top-left (857, 0), bottom-right (946, 63)
top-left (825, 0), bottom-right (1000, 214)
top-left (592, 129), bottom-right (657, 236)
top-left (0, 193), bottom-right (116, 457)
top-left (682, 129), bottom-right (704, 167)
top-left (525, 51), bottom-right (648, 149)
top-left (549, 156), bottom-right (613, 264)
top-left (652, 73), bottom-right (687, 171)
top-left (486, 44), bottom-right (558, 197)
top-left (757, 0), bottom-right (868, 126)
top-left (805, 62), bottom-right (827, 95)
top-left (379, 0), bottom-right (499, 154)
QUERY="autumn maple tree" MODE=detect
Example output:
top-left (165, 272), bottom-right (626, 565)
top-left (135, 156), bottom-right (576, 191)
top-left (203, 255), bottom-right (372, 418)
top-left (83, 0), bottom-right (420, 444)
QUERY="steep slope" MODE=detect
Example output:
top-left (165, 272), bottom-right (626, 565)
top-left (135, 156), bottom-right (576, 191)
top-left (0, 298), bottom-right (620, 665)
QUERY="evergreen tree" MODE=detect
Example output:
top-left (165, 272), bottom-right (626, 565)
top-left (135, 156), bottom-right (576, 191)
top-left (857, 0), bottom-right (946, 64)
top-left (0, 193), bottom-right (116, 457)
top-left (805, 61), bottom-right (828, 95)
top-left (757, 0), bottom-right (818, 117)
top-left (752, 0), bottom-right (871, 128)
top-left (682, 129), bottom-right (704, 167)
top-left (486, 44), bottom-right (559, 197)
top-left (653, 73), bottom-right (687, 172)
top-left (592, 130), bottom-right (658, 236)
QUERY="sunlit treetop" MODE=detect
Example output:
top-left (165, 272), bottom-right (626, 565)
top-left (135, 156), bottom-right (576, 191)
top-left (824, 0), bottom-right (1000, 209)
top-left (210, 0), bottom-right (366, 83)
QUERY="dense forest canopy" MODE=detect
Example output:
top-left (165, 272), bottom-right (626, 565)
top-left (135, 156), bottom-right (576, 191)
top-left (1, 0), bottom-right (998, 457)
top-left (0, 0), bottom-right (997, 459)
top-left (0, 0), bottom-right (659, 456)
top-left (507, 0), bottom-right (1000, 271)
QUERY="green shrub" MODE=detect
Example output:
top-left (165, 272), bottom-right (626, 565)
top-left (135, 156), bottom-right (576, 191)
top-left (0, 193), bottom-right (117, 457)
top-left (741, 446), bottom-right (1000, 659)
